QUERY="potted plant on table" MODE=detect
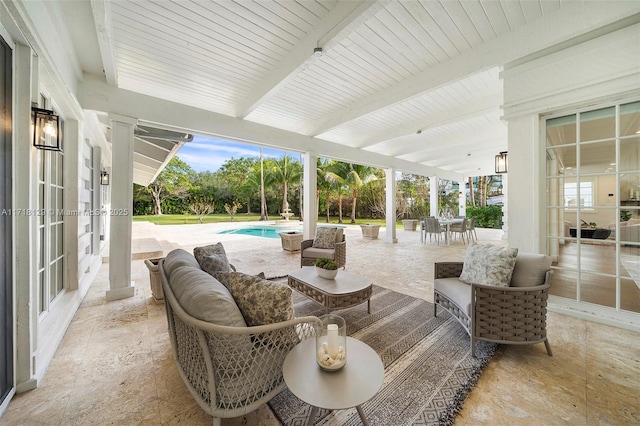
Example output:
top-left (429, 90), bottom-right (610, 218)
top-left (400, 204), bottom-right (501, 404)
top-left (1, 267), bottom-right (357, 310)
top-left (314, 257), bottom-right (339, 280)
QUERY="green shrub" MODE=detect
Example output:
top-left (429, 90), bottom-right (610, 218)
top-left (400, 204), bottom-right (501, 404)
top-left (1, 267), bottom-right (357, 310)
top-left (466, 206), bottom-right (503, 229)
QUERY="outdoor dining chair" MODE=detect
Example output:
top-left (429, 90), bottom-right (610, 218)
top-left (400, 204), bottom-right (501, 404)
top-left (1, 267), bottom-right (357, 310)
top-left (450, 218), bottom-right (469, 244)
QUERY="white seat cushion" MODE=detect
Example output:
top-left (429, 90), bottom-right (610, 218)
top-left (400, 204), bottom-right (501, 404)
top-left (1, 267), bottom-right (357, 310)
top-left (434, 277), bottom-right (471, 316)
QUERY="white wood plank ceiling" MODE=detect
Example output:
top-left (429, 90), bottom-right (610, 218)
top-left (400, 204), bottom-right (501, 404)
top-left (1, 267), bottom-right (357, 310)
top-left (57, 0), bottom-right (638, 179)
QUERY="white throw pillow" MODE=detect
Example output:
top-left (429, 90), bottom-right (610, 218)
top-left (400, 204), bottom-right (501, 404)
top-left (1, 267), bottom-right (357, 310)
top-left (459, 242), bottom-right (518, 287)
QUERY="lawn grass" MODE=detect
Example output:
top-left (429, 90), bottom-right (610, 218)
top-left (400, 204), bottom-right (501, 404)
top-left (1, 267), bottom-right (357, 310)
top-left (133, 214), bottom-right (402, 227)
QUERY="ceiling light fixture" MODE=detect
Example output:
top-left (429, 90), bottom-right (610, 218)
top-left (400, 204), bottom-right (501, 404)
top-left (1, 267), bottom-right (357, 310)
top-left (416, 130), bottom-right (422, 135)
top-left (313, 47), bottom-right (323, 57)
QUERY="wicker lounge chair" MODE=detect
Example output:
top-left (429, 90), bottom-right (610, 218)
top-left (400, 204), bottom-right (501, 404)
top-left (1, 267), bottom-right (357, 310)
top-left (434, 252), bottom-right (553, 357)
top-left (301, 228), bottom-right (346, 268)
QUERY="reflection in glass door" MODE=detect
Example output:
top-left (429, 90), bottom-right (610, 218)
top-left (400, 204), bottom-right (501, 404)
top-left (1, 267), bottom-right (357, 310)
top-left (546, 101), bottom-right (640, 314)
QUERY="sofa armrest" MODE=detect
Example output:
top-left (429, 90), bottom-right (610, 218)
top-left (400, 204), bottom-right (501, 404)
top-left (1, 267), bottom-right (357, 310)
top-left (434, 262), bottom-right (464, 279)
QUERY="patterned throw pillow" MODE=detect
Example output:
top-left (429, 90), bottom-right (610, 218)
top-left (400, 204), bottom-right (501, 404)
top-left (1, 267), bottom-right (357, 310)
top-left (312, 227), bottom-right (338, 249)
top-left (193, 242), bottom-right (232, 274)
top-left (459, 242), bottom-right (519, 287)
top-left (216, 272), bottom-right (294, 326)
top-left (199, 254), bottom-right (231, 276)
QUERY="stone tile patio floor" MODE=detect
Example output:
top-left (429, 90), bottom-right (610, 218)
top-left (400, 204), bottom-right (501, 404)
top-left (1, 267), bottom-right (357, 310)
top-left (1, 221), bottom-right (638, 425)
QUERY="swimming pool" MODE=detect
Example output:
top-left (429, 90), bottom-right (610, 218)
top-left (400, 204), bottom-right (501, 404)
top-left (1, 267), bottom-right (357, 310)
top-left (217, 225), bottom-right (301, 239)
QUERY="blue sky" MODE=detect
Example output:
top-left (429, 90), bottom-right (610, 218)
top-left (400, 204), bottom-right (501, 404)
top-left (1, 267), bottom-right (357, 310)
top-left (176, 134), bottom-right (291, 172)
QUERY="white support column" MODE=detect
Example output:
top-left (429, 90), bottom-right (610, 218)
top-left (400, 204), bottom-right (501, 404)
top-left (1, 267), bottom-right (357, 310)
top-left (63, 119), bottom-right (80, 291)
top-left (385, 168), bottom-right (397, 243)
top-left (302, 152), bottom-right (317, 240)
top-left (106, 114), bottom-right (137, 301)
top-left (92, 146), bottom-right (102, 254)
top-left (458, 180), bottom-right (466, 217)
top-left (430, 176), bottom-right (439, 217)
top-left (14, 43), bottom-right (37, 393)
top-left (502, 174), bottom-right (509, 241)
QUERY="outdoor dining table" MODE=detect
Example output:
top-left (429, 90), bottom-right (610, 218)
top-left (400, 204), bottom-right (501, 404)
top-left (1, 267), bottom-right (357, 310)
top-left (438, 218), bottom-right (464, 245)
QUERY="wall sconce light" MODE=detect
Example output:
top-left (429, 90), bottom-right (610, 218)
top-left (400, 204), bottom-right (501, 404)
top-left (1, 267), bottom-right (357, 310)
top-left (495, 151), bottom-right (508, 174)
top-left (100, 171), bottom-right (110, 186)
top-left (32, 107), bottom-right (62, 151)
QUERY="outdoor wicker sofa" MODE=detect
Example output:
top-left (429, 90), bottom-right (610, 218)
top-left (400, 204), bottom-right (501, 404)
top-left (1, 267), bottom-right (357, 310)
top-left (434, 251), bottom-right (553, 357)
top-left (159, 248), bottom-right (319, 426)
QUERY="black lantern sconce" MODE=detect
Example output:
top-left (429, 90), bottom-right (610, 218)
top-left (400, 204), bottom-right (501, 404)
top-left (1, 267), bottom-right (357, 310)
top-left (32, 107), bottom-right (62, 152)
top-left (100, 171), bottom-right (110, 186)
top-left (495, 151), bottom-right (508, 174)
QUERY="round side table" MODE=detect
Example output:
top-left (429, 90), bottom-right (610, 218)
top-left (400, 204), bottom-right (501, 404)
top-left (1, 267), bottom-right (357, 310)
top-left (282, 336), bottom-right (384, 426)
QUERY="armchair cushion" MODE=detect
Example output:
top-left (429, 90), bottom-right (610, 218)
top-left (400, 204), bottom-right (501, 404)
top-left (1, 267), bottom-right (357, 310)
top-left (312, 227), bottom-right (340, 249)
top-left (459, 242), bottom-right (518, 287)
top-left (434, 277), bottom-right (471, 315)
top-left (510, 253), bottom-right (552, 287)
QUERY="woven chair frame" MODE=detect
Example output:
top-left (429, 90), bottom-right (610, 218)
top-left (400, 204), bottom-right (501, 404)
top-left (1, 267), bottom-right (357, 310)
top-left (300, 235), bottom-right (346, 268)
top-left (160, 260), bottom-right (321, 425)
top-left (434, 261), bottom-right (553, 357)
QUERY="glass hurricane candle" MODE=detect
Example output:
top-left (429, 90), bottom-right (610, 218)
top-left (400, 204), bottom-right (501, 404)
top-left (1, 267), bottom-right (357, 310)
top-left (315, 314), bottom-right (346, 372)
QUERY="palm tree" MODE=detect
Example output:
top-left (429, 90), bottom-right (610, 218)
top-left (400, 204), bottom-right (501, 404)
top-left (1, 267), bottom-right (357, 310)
top-left (345, 164), bottom-right (379, 223)
top-left (316, 158), bottom-right (333, 222)
top-left (267, 153), bottom-right (301, 215)
top-left (324, 161), bottom-right (349, 223)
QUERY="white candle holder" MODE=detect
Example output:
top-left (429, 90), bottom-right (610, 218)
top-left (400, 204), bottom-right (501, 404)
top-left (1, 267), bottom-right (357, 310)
top-left (315, 314), bottom-right (346, 372)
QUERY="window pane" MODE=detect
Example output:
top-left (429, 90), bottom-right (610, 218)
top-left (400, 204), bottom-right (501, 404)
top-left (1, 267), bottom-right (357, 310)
top-left (549, 269), bottom-right (577, 299)
top-left (547, 146), bottom-right (576, 175)
top-left (620, 101), bottom-right (640, 137)
top-left (579, 140), bottom-right (615, 172)
top-left (579, 272), bottom-right (615, 308)
top-left (38, 226), bottom-right (44, 269)
top-left (57, 223), bottom-right (63, 257)
top-left (564, 181), bottom-right (593, 208)
top-left (546, 114), bottom-right (576, 145)
top-left (56, 258), bottom-right (64, 293)
top-left (49, 262), bottom-right (57, 302)
top-left (620, 136), bottom-right (640, 172)
top-left (580, 107), bottom-right (615, 142)
top-left (621, 278), bottom-right (640, 313)
top-left (546, 178), bottom-right (565, 208)
top-left (39, 270), bottom-right (45, 313)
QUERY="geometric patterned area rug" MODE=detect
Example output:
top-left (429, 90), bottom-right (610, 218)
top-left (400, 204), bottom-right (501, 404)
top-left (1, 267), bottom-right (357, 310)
top-left (268, 285), bottom-right (497, 426)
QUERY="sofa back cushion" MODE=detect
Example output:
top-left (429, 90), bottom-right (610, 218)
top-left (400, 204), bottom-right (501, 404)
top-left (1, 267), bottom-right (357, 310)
top-left (169, 265), bottom-right (246, 327)
top-left (459, 242), bottom-right (518, 287)
top-left (163, 249), bottom-right (201, 277)
top-left (510, 253), bottom-right (552, 287)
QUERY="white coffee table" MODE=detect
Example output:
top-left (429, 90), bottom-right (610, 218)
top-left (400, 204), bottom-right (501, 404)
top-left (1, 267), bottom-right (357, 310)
top-left (282, 336), bottom-right (384, 426)
top-left (288, 267), bottom-right (373, 313)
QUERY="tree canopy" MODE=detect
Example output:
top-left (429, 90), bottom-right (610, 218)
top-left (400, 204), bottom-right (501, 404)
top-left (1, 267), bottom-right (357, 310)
top-left (132, 152), bottom-right (503, 228)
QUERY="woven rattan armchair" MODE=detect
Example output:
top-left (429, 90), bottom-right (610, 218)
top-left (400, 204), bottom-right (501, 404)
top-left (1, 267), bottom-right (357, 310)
top-left (434, 257), bottom-right (553, 357)
top-left (300, 234), bottom-right (346, 268)
top-left (160, 259), bottom-right (320, 426)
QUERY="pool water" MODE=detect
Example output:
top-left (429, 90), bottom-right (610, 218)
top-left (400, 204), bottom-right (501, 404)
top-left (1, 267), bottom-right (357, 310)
top-left (218, 226), bottom-right (301, 239)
